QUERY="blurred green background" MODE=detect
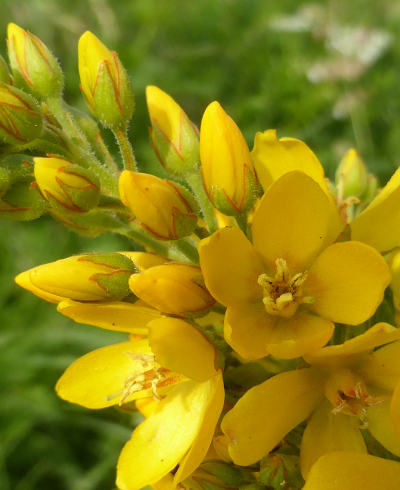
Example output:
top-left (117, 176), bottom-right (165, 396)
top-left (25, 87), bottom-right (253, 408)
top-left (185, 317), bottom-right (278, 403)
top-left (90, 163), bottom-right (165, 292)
top-left (1, 0), bottom-right (400, 488)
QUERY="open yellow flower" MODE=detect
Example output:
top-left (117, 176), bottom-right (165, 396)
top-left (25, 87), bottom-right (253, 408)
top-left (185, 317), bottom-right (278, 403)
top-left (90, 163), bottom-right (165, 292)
top-left (55, 316), bottom-right (224, 489)
top-left (199, 171), bottom-right (390, 360)
top-left (303, 452), bottom-right (400, 490)
top-left (221, 323), bottom-right (400, 478)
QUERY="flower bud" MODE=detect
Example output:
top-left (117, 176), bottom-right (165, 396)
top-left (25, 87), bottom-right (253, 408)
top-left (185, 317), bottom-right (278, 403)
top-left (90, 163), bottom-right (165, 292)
top-left (15, 252), bottom-right (137, 303)
top-left (335, 148), bottom-right (368, 199)
top-left (129, 263), bottom-right (215, 316)
top-left (34, 156), bottom-right (100, 213)
top-left (78, 31), bottom-right (134, 129)
top-left (119, 171), bottom-right (199, 240)
top-left (0, 180), bottom-right (46, 221)
top-left (0, 83), bottom-right (43, 144)
top-left (200, 101), bottom-right (258, 216)
top-left (7, 23), bottom-right (63, 98)
top-left (146, 85), bottom-right (199, 176)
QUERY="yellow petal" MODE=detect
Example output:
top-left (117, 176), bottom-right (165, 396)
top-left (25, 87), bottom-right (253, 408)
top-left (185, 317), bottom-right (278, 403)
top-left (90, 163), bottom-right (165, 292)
top-left (367, 399), bottom-right (400, 457)
top-left (199, 226), bottom-right (264, 306)
top-left (129, 263), bottom-right (215, 316)
top-left (306, 241), bottom-right (390, 325)
top-left (56, 340), bottom-right (182, 408)
top-left (136, 397), bottom-right (161, 418)
top-left (303, 452), bottom-right (400, 490)
top-left (224, 303), bottom-right (274, 360)
top-left (15, 270), bottom-right (65, 304)
top-left (119, 251), bottom-right (167, 270)
top-left (57, 299), bottom-right (161, 333)
top-left (251, 130), bottom-right (327, 193)
top-left (266, 312), bottom-right (334, 360)
top-left (221, 368), bottom-right (323, 465)
top-left (300, 400), bottom-right (366, 478)
top-left (148, 317), bottom-right (217, 381)
top-left (116, 378), bottom-right (217, 490)
top-left (306, 323), bottom-right (400, 367)
top-left (252, 171), bottom-right (337, 272)
top-left (359, 339), bottom-right (400, 391)
top-left (351, 167), bottom-right (400, 252)
top-left (390, 381), bottom-right (400, 448)
top-left (146, 85), bottom-right (183, 146)
top-left (174, 372), bottom-right (225, 483)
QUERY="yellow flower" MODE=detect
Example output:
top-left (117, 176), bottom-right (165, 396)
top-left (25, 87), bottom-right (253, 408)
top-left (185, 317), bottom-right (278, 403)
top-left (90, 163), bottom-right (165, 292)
top-left (55, 316), bottom-right (224, 489)
top-left (221, 323), bottom-right (400, 478)
top-left (303, 452), bottom-right (400, 490)
top-left (34, 156), bottom-right (100, 212)
top-left (15, 252), bottom-right (136, 303)
top-left (7, 23), bottom-right (63, 97)
top-left (78, 31), bottom-right (134, 129)
top-left (119, 170), bottom-right (199, 240)
top-left (129, 263), bottom-right (215, 316)
top-left (146, 85), bottom-right (199, 176)
top-left (199, 171), bottom-right (390, 360)
top-left (200, 101), bottom-right (258, 215)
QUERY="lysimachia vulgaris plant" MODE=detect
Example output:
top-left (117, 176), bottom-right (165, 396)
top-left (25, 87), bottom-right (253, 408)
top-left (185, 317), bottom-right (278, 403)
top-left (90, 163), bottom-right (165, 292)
top-left (5, 22), bottom-right (400, 490)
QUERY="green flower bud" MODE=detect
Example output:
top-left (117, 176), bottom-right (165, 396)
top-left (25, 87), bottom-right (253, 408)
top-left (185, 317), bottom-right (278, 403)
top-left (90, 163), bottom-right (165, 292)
top-left (34, 156), bottom-right (100, 213)
top-left (0, 180), bottom-right (47, 221)
top-left (335, 148), bottom-right (368, 199)
top-left (0, 83), bottom-right (43, 144)
top-left (7, 23), bottom-right (63, 98)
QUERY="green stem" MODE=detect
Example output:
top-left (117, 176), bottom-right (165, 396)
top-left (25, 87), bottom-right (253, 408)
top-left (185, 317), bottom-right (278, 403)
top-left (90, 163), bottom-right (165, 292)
top-left (114, 127), bottom-right (137, 171)
top-left (46, 96), bottom-right (90, 151)
top-left (171, 237), bottom-right (199, 264)
top-left (185, 171), bottom-right (218, 234)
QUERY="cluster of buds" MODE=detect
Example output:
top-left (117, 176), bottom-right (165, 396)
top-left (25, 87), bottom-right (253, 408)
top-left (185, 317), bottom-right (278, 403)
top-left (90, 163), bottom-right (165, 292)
top-left (5, 21), bottom-right (400, 490)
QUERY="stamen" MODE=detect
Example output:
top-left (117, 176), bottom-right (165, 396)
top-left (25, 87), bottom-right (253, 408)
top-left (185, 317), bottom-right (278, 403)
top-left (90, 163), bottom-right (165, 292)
top-left (257, 258), bottom-right (313, 318)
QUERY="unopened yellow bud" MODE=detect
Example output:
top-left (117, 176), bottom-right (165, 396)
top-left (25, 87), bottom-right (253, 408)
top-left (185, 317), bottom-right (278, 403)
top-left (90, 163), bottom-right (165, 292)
top-left (200, 101), bottom-right (258, 215)
top-left (129, 263), bottom-right (215, 316)
top-left (78, 31), bottom-right (134, 129)
top-left (15, 252), bottom-right (136, 303)
top-left (336, 148), bottom-right (368, 199)
top-left (34, 156), bottom-right (100, 213)
top-left (0, 83), bottom-right (43, 144)
top-left (7, 23), bottom-right (63, 98)
top-left (119, 171), bottom-right (199, 240)
top-left (146, 85), bottom-right (199, 176)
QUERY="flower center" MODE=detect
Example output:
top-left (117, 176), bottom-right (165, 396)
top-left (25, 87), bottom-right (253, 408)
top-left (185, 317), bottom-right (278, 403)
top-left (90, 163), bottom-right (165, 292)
top-left (325, 368), bottom-right (385, 423)
top-left (257, 258), bottom-right (314, 318)
top-left (106, 352), bottom-right (169, 405)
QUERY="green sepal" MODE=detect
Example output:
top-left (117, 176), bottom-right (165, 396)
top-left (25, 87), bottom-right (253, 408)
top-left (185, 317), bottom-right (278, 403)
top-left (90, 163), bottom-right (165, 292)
top-left (0, 180), bottom-right (47, 220)
top-left (0, 55), bottom-right (11, 83)
top-left (85, 252), bottom-right (136, 301)
top-left (259, 453), bottom-right (304, 489)
top-left (150, 116), bottom-right (200, 177)
top-left (210, 166), bottom-right (259, 216)
top-left (92, 57), bottom-right (134, 129)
